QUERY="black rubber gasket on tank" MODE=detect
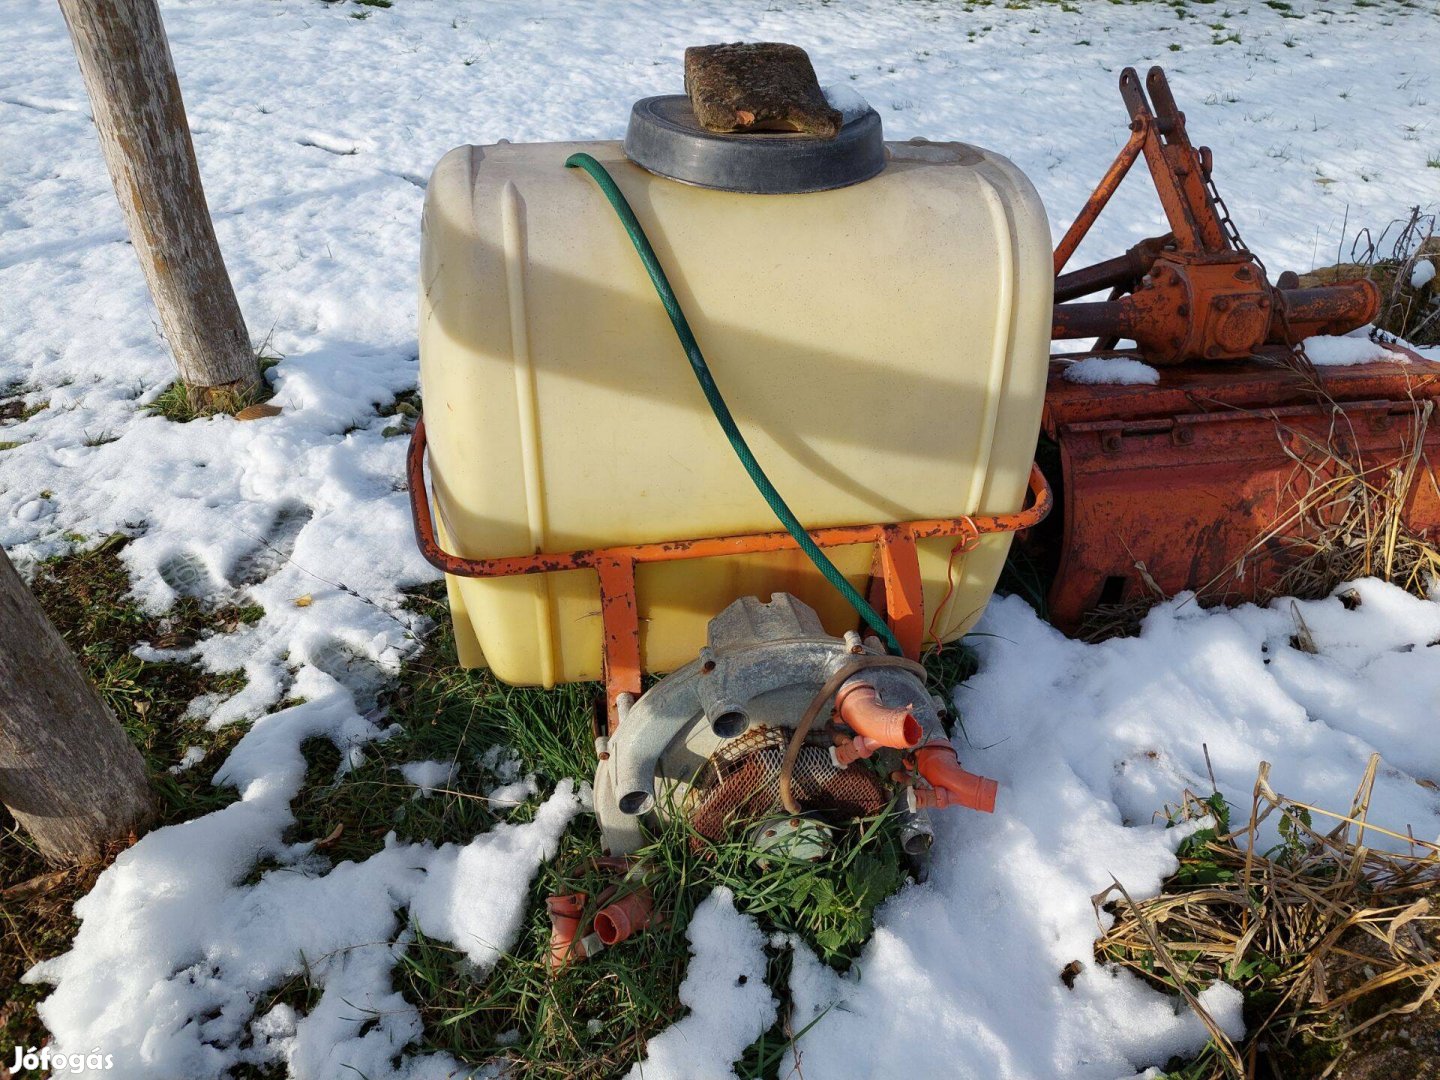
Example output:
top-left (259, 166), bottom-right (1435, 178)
top-left (624, 95), bottom-right (886, 195)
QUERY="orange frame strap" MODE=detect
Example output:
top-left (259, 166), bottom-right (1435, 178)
top-left (407, 416), bottom-right (1052, 732)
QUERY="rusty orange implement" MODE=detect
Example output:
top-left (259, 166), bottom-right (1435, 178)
top-left (1041, 348), bottom-right (1440, 632)
top-left (1050, 66), bottom-right (1378, 364)
top-left (407, 416), bottom-right (1052, 732)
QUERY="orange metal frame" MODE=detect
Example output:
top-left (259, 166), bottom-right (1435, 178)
top-left (407, 416), bottom-right (1053, 733)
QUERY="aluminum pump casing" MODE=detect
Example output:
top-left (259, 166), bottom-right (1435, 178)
top-left (593, 593), bottom-right (943, 857)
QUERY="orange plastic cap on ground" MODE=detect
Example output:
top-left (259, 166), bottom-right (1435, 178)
top-left (546, 893), bottom-right (588, 971)
top-left (593, 887), bottom-right (654, 947)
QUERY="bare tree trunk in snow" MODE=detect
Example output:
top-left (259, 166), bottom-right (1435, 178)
top-left (59, 0), bottom-right (262, 408)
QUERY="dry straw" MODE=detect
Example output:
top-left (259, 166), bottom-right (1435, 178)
top-left (1253, 394), bottom-right (1440, 603)
top-left (1095, 755), bottom-right (1440, 1079)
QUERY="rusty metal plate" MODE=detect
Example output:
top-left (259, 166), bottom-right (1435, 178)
top-left (1043, 352), bottom-right (1440, 633)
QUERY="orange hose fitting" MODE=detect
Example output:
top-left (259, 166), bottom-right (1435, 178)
top-left (546, 893), bottom-right (589, 971)
top-left (835, 683), bottom-right (922, 750)
top-left (593, 887), bottom-right (654, 947)
top-left (914, 743), bottom-right (998, 814)
top-left (831, 733), bottom-right (885, 767)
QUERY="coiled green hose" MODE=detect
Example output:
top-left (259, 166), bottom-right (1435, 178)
top-left (564, 151), bottom-right (902, 656)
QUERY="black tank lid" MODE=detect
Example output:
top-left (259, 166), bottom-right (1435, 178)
top-left (623, 95), bottom-right (885, 195)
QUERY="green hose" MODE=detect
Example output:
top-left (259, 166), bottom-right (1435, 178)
top-left (564, 151), bottom-right (903, 656)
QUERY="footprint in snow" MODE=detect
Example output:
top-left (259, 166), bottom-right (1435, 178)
top-left (158, 550), bottom-right (219, 599)
top-left (309, 635), bottom-right (391, 714)
top-left (231, 501), bottom-right (314, 587)
top-left (297, 133), bottom-right (360, 157)
top-left (13, 497), bottom-right (55, 522)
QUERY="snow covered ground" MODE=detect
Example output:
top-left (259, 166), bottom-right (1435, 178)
top-left (3, 0), bottom-right (1440, 1077)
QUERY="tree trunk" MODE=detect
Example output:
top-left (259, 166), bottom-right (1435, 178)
top-left (0, 548), bottom-right (155, 865)
top-left (59, 0), bottom-right (261, 406)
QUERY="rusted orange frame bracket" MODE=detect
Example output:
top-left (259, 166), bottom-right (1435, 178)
top-left (1054, 67), bottom-right (1225, 277)
top-left (408, 417), bottom-right (1052, 734)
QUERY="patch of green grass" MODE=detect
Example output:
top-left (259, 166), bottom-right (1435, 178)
top-left (147, 347), bottom-right (282, 423)
top-left (235, 603), bottom-right (266, 625)
top-left (0, 440), bottom-right (20, 451)
top-left (392, 787), bottom-right (905, 1079)
top-left (282, 584), bottom-right (909, 1078)
top-left (145, 380), bottom-right (199, 423)
top-left (147, 378), bottom-right (263, 422)
top-left (1427, 154), bottom-right (1440, 168)
top-left (1, 535), bottom-right (254, 1051)
top-left (923, 640), bottom-right (978, 701)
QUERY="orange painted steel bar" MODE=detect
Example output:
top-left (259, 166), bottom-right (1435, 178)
top-left (1052, 124), bottom-right (1146, 276)
top-left (408, 416), bottom-right (1053, 732)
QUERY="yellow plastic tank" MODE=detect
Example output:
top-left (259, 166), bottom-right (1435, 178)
top-left (418, 134), bottom-right (1052, 686)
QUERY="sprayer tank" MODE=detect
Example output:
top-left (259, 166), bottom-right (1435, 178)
top-left (418, 136), bottom-right (1052, 685)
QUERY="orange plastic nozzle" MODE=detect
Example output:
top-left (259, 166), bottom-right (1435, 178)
top-left (593, 887), bottom-right (654, 947)
top-left (546, 893), bottom-right (588, 971)
top-left (836, 683), bottom-right (922, 750)
top-left (914, 743), bottom-right (997, 814)
top-left (831, 733), bottom-right (885, 767)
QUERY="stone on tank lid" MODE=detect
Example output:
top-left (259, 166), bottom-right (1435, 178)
top-left (683, 42), bottom-right (842, 138)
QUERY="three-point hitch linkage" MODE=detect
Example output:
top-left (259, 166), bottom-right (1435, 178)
top-left (1051, 66), bottom-right (1378, 363)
